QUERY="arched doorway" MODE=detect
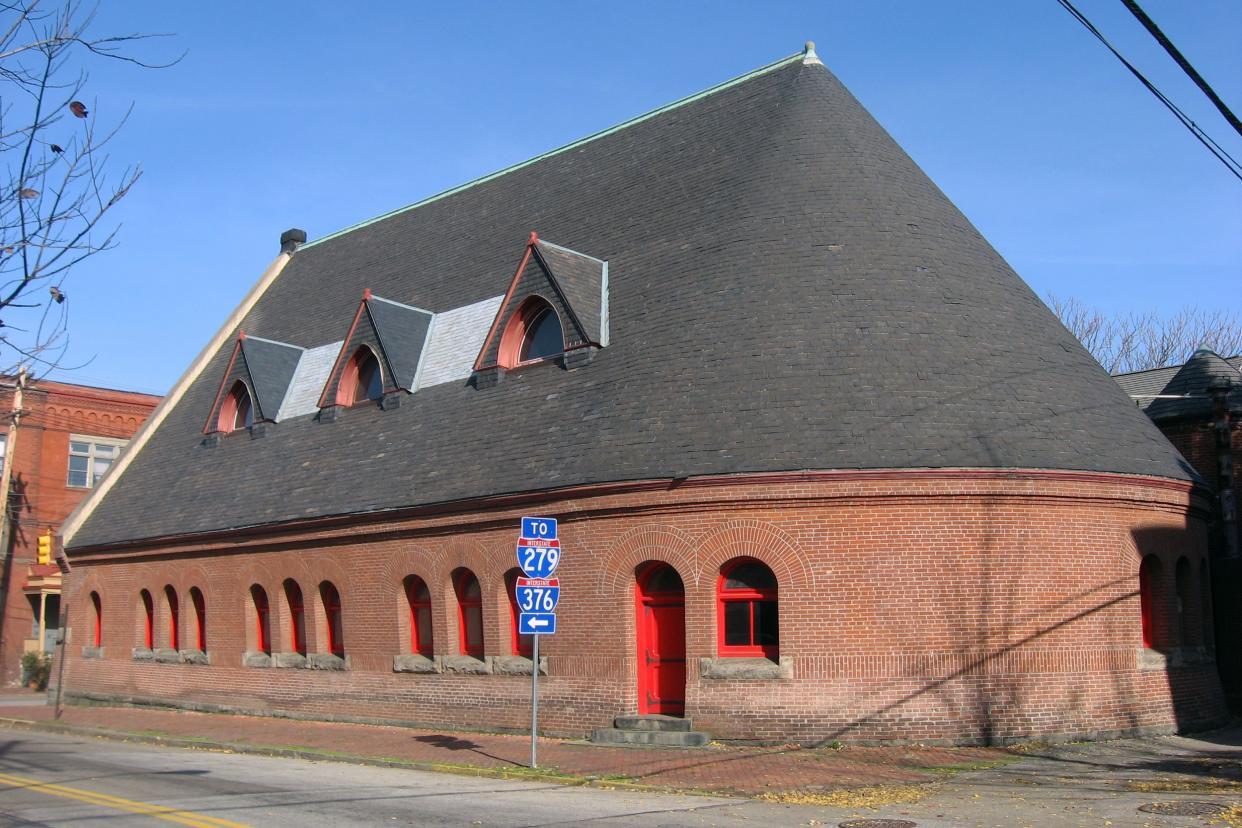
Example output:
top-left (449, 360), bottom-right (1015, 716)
top-left (635, 562), bottom-right (686, 716)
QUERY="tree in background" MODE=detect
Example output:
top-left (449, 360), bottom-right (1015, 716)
top-left (0, 2), bottom-right (172, 377)
top-left (1049, 293), bottom-right (1242, 374)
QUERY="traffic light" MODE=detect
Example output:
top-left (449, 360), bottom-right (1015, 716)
top-left (36, 532), bottom-right (51, 565)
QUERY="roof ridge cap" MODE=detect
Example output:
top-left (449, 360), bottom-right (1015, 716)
top-left (301, 49), bottom-right (807, 251)
top-left (242, 334), bottom-right (305, 351)
top-left (368, 293), bottom-right (434, 315)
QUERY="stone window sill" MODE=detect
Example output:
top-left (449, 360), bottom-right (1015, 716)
top-left (491, 655), bottom-right (548, 676)
top-left (272, 652), bottom-right (347, 670)
top-left (700, 656), bottom-right (792, 680)
top-left (393, 654), bottom-right (437, 673)
top-left (132, 647), bottom-right (209, 665)
top-left (81, 646), bottom-right (103, 660)
top-left (244, 651), bottom-right (272, 668)
top-left (440, 655), bottom-right (491, 675)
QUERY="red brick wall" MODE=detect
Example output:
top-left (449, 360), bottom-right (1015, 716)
top-left (0, 380), bottom-right (158, 684)
top-left (60, 469), bottom-right (1227, 744)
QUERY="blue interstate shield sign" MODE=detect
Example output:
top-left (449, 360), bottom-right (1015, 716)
top-left (515, 577), bottom-right (560, 613)
top-left (516, 539), bottom-right (560, 579)
top-left (519, 612), bottom-right (557, 635)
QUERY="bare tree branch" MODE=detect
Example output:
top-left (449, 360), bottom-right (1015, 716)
top-left (0, 1), bottom-right (173, 378)
top-left (1049, 293), bottom-right (1242, 373)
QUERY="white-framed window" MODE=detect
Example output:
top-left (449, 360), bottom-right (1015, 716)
top-left (67, 434), bottom-right (127, 488)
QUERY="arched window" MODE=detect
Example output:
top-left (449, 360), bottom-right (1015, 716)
top-left (90, 591), bottom-right (102, 648)
top-left (1139, 554), bottom-right (1164, 650)
top-left (139, 589), bottom-right (153, 649)
top-left (718, 558), bottom-right (779, 660)
top-left (251, 585), bottom-right (271, 655)
top-left (1200, 560), bottom-right (1213, 648)
top-left (453, 568), bottom-right (483, 658)
top-left (336, 346), bottom-right (384, 407)
top-left (505, 569), bottom-right (533, 658)
top-left (283, 579), bottom-right (306, 656)
top-left (217, 380), bottom-right (254, 433)
top-left (320, 581), bottom-right (344, 657)
top-left (498, 298), bottom-right (564, 368)
top-left (404, 575), bottom-right (433, 657)
top-left (164, 585), bottom-right (180, 650)
top-left (1175, 556), bottom-right (1192, 646)
top-left (190, 587), bottom-right (207, 652)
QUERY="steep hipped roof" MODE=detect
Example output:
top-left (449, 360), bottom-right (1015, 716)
top-left (1115, 355), bottom-right (1242, 411)
top-left (68, 49), bottom-right (1193, 550)
top-left (1145, 349), bottom-right (1242, 422)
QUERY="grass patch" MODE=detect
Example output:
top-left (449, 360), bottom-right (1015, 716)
top-left (1126, 778), bottom-right (1242, 793)
top-left (920, 757), bottom-right (1019, 776)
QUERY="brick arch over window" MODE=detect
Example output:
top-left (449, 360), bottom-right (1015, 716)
top-left (597, 524), bottom-right (699, 598)
top-left (403, 575), bottom-right (434, 657)
top-left (250, 584), bottom-right (272, 656)
top-left (695, 520), bottom-right (815, 594)
top-left (89, 591), bottom-right (102, 648)
top-left (319, 581), bottom-right (344, 657)
top-left (283, 579), bottom-right (307, 656)
top-left (189, 587), bottom-right (207, 652)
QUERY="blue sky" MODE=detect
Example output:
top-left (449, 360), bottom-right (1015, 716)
top-left (41, 1), bottom-right (1242, 394)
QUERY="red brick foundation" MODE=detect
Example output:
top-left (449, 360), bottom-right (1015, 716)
top-left (59, 469), bottom-right (1229, 744)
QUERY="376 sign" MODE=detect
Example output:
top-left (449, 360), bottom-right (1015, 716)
top-left (515, 577), bottom-right (559, 612)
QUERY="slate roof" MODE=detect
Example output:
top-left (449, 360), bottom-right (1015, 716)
top-left (68, 50), bottom-right (1195, 550)
top-left (1144, 350), bottom-right (1242, 422)
top-left (1115, 356), bottom-right (1242, 411)
top-left (239, 336), bottom-right (302, 420)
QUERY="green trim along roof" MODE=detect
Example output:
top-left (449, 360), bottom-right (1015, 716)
top-left (301, 50), bottom-right (806, 250)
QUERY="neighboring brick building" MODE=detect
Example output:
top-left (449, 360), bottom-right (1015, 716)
top-left (56, 45), bottom-right (1228, 744)
top-left (1115, 351), bottom-right (1242, 711)
top-left (0, 377), bottom-right (159, 685)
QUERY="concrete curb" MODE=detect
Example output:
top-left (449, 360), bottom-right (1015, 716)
top-left (0, 716), bottom-right (731, 798)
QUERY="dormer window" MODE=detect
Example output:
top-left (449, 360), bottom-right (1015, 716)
top-left (498, 298), bottom-right (564, 368)
top-left (218, 381), bottom-right (254, 433)
top-left (337, 346), bottom-right (384, 407)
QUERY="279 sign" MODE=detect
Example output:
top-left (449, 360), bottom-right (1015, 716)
top-left (515, 577), bottom-right (559, 613)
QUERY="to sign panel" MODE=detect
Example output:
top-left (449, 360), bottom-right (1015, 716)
top-left (515, 577), bottom-right (559, 613)
top-left (519, 612), bottom-right (557, 635)
top-left (521, 517), bottom-right (557, 540)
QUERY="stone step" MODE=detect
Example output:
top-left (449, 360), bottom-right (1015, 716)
top-left (612, 714), bottom-right (692, 732)
top-left (590, 728), bottom-right (710, 748)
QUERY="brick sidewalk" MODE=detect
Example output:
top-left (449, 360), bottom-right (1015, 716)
top-left (0, 699), bottom-right (1008, 797)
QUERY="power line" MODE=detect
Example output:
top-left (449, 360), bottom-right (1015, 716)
top-left (1055, 0), bottom-right (1242, 181)
top-left (1119, 0), bottom-right (1242, 139)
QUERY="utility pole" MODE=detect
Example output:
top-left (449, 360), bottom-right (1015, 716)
top-left (0, 367), bottom-right (27, 680)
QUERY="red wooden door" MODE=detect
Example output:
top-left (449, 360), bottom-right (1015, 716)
top-left (636, 564), bottom-right (686, 716)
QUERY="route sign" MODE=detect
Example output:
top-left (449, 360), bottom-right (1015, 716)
top-left (515, 577), bottom-right (560, 614)
top-left (517, 517), bottom-right (560, 579)
top-left (519, 612), bottom-right (557, 635)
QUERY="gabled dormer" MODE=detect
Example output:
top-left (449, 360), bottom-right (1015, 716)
top-left (318, 290), bottom-right (435, 416)
top-left (473, 233), bottom-right (608, 386)
top-left (204, 333), bottom-right (304, 437)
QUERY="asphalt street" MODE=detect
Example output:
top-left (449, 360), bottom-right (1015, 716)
top-left (0, 727), bottom-right (1237, 827)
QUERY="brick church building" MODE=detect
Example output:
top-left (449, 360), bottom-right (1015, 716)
top-left (55, 45), bottom-right (1227, 744)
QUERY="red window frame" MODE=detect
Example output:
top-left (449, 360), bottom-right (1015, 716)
top-left (164, 585), bottom-right (180, 651)
top-left (335, 346), bottom-right (384, 407)
top-left (404, 575), bottom-right (433, 657)
top-left (284, 579), bottom-right (306, 655)
top-left (717, 558), bottom-right (779, 659)
top-left (320, 581), bottom-right (344, 657)
top-left (217, 380), bottom-right (253, 433)
top-left (454, 569), bottom-right (484, 658)
top-left (140, 589), bottom-right (153, 649)
top-left (90, 591), bottom-right (102, 648)
top-left (497, 297), bottom-right (564, 369)
top-left (505, 569), bottom-right (534, 658)
top-left (1139, 555), bottom-right (1158, 649)
top-left (251, 585), bottom-right (271, 655)
top-left (190, 587), bottom-right (207, 652)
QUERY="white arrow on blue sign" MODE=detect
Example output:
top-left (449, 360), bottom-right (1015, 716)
top-left (519, 612), bottom-right (557, 635)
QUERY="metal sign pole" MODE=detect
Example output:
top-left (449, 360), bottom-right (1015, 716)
top-left (530, 634), bottom-right (540, 768)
